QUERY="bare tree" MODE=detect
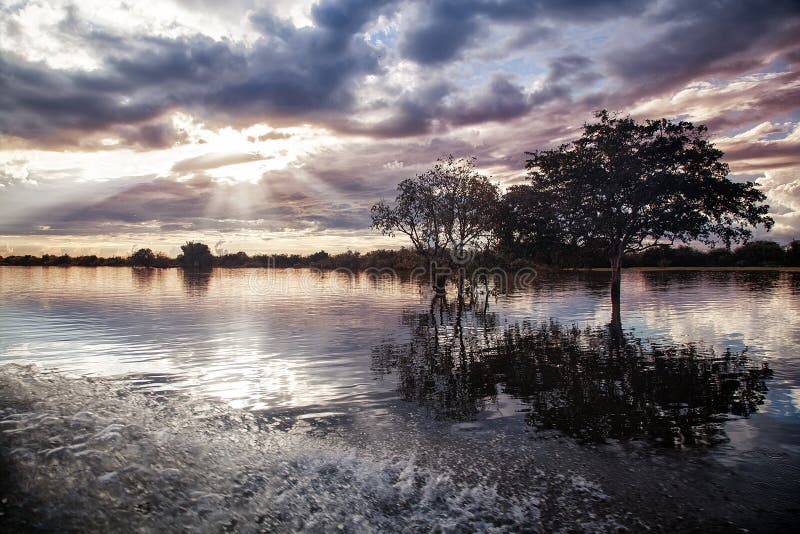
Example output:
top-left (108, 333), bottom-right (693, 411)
top-left (372, 156), bottom-right (500, 291)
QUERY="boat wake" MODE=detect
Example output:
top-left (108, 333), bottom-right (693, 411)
top-left (1, 364), bottom-right (623, 532)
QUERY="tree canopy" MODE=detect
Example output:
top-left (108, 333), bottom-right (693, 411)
top-left (178, 241), bottom-right (214, 270)
top-left (521, 110), bottom-right (773, 272)
top-left (130, 248), bottom-right (156, 267)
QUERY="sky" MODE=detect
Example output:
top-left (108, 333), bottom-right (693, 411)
top-left (1, 0), bottom-right (799, 257)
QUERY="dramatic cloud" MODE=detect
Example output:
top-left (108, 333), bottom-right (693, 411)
top-left (398, 0), bottom-right (647, 65)
top-left (1, 0), bottom-right (799, 254)
top-left (717, 122), bottom-right (800, 173)
top-left (607, 0), bottom-right (800, 92)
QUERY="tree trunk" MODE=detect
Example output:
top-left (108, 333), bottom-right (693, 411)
top-left (430, 256), bottom-right (450, 295)
top-left (455, 292), bottom-right (466, 359)
top-left (609, 254), bottom-right (623, 343)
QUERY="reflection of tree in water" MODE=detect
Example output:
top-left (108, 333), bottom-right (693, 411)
top-left (640, 270), bottom-right (705, 292)
top-left (731, 270), bottom-right (781, 292)
top-left (508, 327), bottom-right (771, 446)
top-left (131, 267), bottom-right (156, 288)
top-left (788, 272), bottom-right (800, 296)
top-left (640, 270), bottom-right (783, 294)
top-left (179, 269), bottom-right (212, 296)
top-left (373, 298), bottom-right (772, 447)
top-left (373, 300), bottom-right (498, 420)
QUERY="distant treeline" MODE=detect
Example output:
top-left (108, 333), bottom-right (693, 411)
top-left (1, 239), bottom-right (799, 269)
top-left (0, 247), bottom-right (422, 270)
top-left (510, 239), bottom-right (800, 269)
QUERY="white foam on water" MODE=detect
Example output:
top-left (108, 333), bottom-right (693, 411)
top-left (1, 364), bottom-right (623, 532)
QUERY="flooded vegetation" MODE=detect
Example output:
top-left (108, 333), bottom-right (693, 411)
top-left (2, 267), bottom-right (799, 531)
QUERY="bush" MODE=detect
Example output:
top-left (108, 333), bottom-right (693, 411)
top-left (215, 251), bottom-right (250, 268)
top-left (130, 248), bottom-right (156, 267)
top-left (786, 240), bottom-right (800, 267)
top-left (733, 240), bottom-right (785, 267)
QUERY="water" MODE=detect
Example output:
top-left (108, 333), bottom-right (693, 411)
top-left (1, 267), bottom-right (799, 531)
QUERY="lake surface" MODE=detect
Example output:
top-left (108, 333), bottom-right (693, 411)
top-left (1, 267), bottom-right (799, 531)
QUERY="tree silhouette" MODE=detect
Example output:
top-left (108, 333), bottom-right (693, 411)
top-left (371, 155), bottom-right (500, 290)
top-left (733, 240), bottom-right (786, 266)
top-left (178, 241), bottom-right (213, 270)
top-left (130, 248), bottom-right (156, 267)
top-left (496, 183), bottom-right (576, 265)
top-left (522, 110), bottom-right (773, 332)
top-left (180, 268), bottom-right (212, 295)
top-left (787, 240), bottom-right (800, 267)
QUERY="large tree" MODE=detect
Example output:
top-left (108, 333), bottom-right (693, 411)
top-left (524, 111), bottom-right (773, 326)
top-left (178, 241), bottom-right (214, 270)
top-left (130, 248), bottom-right (156, 268)
top-left (372, 156), bottom-right (500, 290)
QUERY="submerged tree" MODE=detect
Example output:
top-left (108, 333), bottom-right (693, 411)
top-left (371, 155), bottom-right (500, 290)
top-left (523, 111), bottom-right (773, 331)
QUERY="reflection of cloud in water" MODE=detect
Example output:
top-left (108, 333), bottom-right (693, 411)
top-left (502, 271), bottom-right (800, 369)
top-left (0, 268), bottom-right (425, 410)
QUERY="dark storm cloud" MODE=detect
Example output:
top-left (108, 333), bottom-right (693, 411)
top-left (0, 53), bottom-right (162, 140)
top-left (3, 0), bottom-right (795, 149)
top-left (502, 24), bottom-right (557, 52)
top-left (399, 7), bottom-right (479, 65)
top-left (115, 122), bottom-right (190, 149)
top-left (398, 0), bottom-right (647, 65)
top-left (103, 36), bottom-right (243, 88)
top-left (548, 55), bottom-right (593, 82)
top-left (0, 0), bottom-right (396, 146)
top-left (0, 32), bottom-right (244, 146)
top-left (607, 0), bottom-right (800, 94)
top-left (523, 54), bottom-right (601, 108)
top-left (346, 82), bottom-right (452, 137)
top-left (212, 3), bottom-right (392, 116)
top-left (447, 75), bottom-right (531, 125)
top-left (345, 52), bottom-right (599, 137)
top-left (310, 0), bottom-right (396, 34)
